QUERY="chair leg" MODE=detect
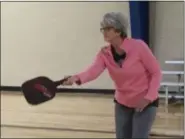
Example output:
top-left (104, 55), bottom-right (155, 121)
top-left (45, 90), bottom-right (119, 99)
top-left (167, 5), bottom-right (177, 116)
top-left (164, 86), bottom-right (169, 113)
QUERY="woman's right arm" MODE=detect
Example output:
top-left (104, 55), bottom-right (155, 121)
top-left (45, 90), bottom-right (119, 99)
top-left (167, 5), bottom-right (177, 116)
top-left (74, 50), bottom-right (106, 85)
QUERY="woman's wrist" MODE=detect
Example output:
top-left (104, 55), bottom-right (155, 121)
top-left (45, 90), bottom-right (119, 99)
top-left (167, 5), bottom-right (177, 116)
top-left (73, 75), bottom-right (81, 85)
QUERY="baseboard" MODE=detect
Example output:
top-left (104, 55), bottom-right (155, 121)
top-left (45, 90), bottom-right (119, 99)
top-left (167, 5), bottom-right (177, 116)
top-left (0, 86), bottom-right (180, 95)
top-left (0, 86), bottom-right (114, 94)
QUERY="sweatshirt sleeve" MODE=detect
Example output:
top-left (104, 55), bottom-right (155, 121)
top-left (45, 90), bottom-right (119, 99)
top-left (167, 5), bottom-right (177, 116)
top-left (137, 40), bottom-right (162, 102)
top-left (74, 50), bottom-right (106, 85)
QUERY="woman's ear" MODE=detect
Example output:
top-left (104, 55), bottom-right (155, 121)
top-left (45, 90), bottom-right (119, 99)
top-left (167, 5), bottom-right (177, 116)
top-left (115, 30), bottom-right (121, 37)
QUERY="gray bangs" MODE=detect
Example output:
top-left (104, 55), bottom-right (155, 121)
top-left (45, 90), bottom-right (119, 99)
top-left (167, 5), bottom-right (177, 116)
top-left (100, 12), bottom-right (129, 34)
top-left (100, 17), bottom-right (119, 28)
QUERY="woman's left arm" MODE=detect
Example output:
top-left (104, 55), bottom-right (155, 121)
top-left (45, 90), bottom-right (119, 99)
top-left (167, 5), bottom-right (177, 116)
top-left (137, 40), bottom-right (162, 102)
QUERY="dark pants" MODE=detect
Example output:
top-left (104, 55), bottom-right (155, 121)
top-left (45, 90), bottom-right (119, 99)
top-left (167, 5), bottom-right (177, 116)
top-left (115, 102), bottom-right (157, 139)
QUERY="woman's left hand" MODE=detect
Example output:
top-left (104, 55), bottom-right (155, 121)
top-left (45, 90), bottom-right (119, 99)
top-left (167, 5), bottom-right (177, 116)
top-left (135, 98), bottom-right (151, 112)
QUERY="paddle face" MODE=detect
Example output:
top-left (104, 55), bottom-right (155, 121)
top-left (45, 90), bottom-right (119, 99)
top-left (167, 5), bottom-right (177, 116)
top-left (21, 76), bottom-right (57, 105)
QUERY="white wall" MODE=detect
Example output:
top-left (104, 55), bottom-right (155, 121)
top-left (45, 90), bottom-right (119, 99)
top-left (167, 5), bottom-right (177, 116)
top-left (2, 2), bottom-right (184, 90)
top-left (149, 2), bottom-right (184, 83)
top-left (1, 2), bottom-right (130, 89)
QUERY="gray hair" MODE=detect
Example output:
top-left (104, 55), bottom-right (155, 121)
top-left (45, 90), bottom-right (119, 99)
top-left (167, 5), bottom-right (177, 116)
top-left (100, 12), bottom-right (129, 37)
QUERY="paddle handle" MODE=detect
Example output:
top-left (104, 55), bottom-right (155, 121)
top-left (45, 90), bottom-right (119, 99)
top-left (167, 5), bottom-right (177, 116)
top-left (54, 76), bottom-right (71, 86)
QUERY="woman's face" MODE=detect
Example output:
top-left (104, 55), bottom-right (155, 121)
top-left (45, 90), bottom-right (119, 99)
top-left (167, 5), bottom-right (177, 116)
top-left (100, 27), bottom-right (120, 43)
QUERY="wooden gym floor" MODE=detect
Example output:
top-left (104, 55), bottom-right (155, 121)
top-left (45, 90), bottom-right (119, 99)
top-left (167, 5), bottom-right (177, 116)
top-left (1, 91), bottom-right (184, 138)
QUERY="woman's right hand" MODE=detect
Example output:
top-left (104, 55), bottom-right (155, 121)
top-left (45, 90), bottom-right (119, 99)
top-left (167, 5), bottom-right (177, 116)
top-left (62, 75), bottom-right (80, 86)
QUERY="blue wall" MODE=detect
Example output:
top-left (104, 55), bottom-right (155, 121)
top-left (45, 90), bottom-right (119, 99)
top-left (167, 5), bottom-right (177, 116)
top-left (129, 1), bottom-right (149, 45)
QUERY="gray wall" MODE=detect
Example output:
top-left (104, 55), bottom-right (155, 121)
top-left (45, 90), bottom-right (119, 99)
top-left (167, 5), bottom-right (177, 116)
top-left (150, 2), bottom-right (184, 84)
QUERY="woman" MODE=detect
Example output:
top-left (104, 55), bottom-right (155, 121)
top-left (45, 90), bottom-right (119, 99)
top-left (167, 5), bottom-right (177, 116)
top-left (63, 12), bottom-right (162, 139)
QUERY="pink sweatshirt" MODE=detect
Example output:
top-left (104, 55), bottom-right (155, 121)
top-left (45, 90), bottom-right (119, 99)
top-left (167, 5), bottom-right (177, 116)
top-left (75, 38), bottom-right (162, 108)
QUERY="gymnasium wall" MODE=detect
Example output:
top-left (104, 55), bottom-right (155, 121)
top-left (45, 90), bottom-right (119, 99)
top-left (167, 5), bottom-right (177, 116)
top-left (149, 2), bottom-right (184, 83)
top-left (1, 2), bottom-right (184, 90)
top-left (1, 2), bottom-right (131, 89)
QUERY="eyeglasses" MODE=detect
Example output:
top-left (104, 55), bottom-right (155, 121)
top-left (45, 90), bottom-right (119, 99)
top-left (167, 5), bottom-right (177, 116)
top-left (100, 26), bottom-right (114, 33)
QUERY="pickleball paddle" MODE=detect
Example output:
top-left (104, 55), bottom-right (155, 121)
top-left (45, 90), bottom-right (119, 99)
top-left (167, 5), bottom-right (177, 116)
top-left (21, 76), bottom-right (70, 105)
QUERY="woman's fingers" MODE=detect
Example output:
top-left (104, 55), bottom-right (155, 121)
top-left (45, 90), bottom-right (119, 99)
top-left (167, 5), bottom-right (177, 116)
top-left (63, 77), bottom-right (73, 85)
